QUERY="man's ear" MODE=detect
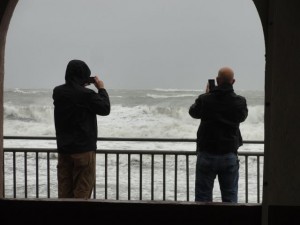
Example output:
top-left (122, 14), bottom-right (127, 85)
top-left (232, 79), bottom-right (235, 85)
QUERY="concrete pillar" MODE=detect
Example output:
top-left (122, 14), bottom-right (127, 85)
top-left (262, 0), bottom-right (300, 224)
top-left (0, 0), bottom-right (18, 198)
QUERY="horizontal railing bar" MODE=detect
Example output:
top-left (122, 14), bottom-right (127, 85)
top-left (100, 137), bottom-right (196, 142)
top-left (3, 148), bottom-right (264, 156)
top-left (4, 136), bottom-right (57, 140)
top-left (3, 136), bottom-right (264, 144)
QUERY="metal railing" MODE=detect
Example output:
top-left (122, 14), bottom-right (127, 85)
top-left (3, 136), bottom-right (264, 203)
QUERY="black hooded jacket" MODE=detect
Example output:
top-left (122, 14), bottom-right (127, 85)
top-left (53, 60), bottom-right (110, 154)
top-left (189, 83), bottom-right (248, 154)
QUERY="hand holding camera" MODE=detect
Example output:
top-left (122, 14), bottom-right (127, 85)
top-left (87, 76), bottom-right (96, 84)
top-left (206, 79), bottom-right (215, 93)
top-left (87, 76), bottom-right (105, 89)
top-left (94, 76), bottom-right (105, 89)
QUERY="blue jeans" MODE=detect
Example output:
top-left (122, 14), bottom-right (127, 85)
top-left (195, 151), bottom-right (239, 203)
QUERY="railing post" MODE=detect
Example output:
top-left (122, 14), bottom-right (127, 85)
top-left (116, 153), bottom-right (119, 200)
top-left (186, 155), bottom-right (189, 202)
top-left (128, 154), bottom-right (131, 200)
top-left (174, 154), bottom-right (178, 201)
top-left (245, 155), bottom-right (249, 203)
top-left (105, 153), bottom-right (108, 200)
top-left (139, 154), bottom-right (143, 200)
top-left (163, 154), bottom-right (166, 201)
top-left (151, 154), bottom-right (154, 200)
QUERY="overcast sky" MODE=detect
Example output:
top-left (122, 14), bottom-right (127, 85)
top-left (4, 0), bottom-right (265, 90)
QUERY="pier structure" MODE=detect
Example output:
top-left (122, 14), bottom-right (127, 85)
top-left (1, 1), bottom-right (300, 224)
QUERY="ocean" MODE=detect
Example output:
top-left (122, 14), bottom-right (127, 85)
top-left (3, 88), bottom-right (264, 202)
top-left (3, 88), bottom-right (264, 148)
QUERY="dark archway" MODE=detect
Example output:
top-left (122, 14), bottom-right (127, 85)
top-left (0, 0), bottom-right (18, 198)
top-left (2, 1), bottom-right (300, 225)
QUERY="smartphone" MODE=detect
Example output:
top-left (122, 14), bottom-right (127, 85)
top-left (208, 79), bottom-right (215, 91)
top-left (87, 76), bottom-right (96, 84)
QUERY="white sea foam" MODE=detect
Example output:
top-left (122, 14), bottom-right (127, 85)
top-left (147, 93), bottom-right (198, 99)
top-left (152, 88), bottom-right (204, 92)
top-left (3, 88), bottom-right (264, 150)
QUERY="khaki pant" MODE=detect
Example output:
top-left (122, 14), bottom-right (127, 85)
top-left (57, 151), bottom-right (96, 199)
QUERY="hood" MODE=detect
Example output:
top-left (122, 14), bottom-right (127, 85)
top-left (65, 59), bottom-right (91, 86)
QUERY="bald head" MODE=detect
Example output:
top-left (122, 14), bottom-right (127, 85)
top-left (217, 67), bottom-right (235, 85)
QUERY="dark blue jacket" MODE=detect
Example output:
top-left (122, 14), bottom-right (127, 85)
top-left (53, 60), bottom-right (110, 154)
top-left (189, 83), bottom-right (248, 154)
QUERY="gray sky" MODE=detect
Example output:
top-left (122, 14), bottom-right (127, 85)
top-left (4, 0), bottom-right (265, 90)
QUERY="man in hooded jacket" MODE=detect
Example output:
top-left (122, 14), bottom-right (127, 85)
top-left (53, 59), bottom-right (110, 198)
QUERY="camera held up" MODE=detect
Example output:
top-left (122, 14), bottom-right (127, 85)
top-left (208, 79), bottom-right (215, 92)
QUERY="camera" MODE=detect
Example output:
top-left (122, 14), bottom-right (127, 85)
top-left (87, 76), bottom-right (96, 84)
top-left (208, 79), bottom-right (215, 91)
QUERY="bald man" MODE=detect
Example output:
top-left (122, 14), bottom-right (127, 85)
top-left (189, 67), bottom-right (248, 203)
